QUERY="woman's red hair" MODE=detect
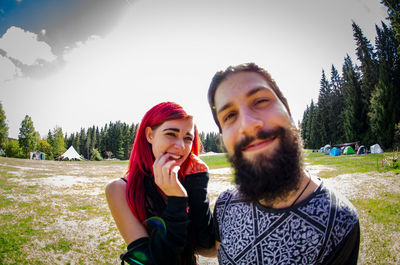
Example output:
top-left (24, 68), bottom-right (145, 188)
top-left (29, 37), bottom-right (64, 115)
top-left (125, 102), bottom-right (200, 223)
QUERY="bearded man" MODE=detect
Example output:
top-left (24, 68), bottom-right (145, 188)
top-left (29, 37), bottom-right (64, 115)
top-left (207, 63), bottom-right (360, 265)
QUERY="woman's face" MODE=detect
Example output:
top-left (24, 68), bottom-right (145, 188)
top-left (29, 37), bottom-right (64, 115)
top-left (146, 118), bottom-right (194, 166)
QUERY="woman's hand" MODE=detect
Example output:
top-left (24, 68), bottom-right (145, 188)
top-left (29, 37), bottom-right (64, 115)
top-left (153, 152), bottom-right (188, 197)
top-left (184, 153), bottom-right (209, 175)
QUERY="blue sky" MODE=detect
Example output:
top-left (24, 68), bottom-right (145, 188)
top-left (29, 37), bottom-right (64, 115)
top-left (0, 0), bottom-right (389, 138)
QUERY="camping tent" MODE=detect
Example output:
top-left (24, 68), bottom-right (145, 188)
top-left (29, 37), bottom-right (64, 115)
top-left (329, 147), bottom-right (341, 156)
top-left (370, 144), bottom-right (383, 153)
top-left (357, 145), bottom-right (367, 155)
top-left (60, 146), bottom-right (82, 160)
top-left (343, 146), bottom-right (355, 155)
top-left (340, 147), bottom-right (345, 154)
top-left (30, 151), bottom-right (45, 160)
top-left (323, 145), bottom-right (331, 155)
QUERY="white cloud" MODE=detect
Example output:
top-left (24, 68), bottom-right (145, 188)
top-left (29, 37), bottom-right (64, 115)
top-left (0, 55), bottom-right (21, 82)
top-left (0, 26), bottom-right (56, 65)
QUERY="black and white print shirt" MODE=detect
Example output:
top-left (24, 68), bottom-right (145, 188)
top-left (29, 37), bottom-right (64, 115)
top-left (214, 181), bottom-right (360, 265)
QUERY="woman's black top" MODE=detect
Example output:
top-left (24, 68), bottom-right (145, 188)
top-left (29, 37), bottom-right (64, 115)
top-left (120, 172), bottom-right (215, 265)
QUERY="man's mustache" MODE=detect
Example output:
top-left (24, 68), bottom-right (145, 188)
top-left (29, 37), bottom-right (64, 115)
top-left (234, 127), bottom-right (285, 156)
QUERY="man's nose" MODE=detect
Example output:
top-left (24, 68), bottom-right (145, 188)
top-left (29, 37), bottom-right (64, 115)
top-left (238, 109), bottom-right (263, 136)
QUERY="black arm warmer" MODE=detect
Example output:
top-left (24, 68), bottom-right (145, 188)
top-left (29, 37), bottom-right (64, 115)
top-left (184, 172), bottom-right (216, 250)
top-left (120, 196), bottom-right (189, 265)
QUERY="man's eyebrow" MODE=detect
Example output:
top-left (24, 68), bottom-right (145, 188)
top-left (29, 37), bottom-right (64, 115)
top-left (217, 87), bottom-right (267, 115)
top-left (246, 87), bottom-right (265, 97)
top-left (217, 102), bottom-right (232, 116)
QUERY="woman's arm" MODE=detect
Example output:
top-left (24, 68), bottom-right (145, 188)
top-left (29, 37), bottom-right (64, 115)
top-left (184, 154), bottom-right (217, 257)
top-left (105, 179), bottom-right (148, 244)
top-left (105, 178), bottom-right (190, 265)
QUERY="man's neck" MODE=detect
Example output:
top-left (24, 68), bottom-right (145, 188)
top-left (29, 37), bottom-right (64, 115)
top-left (258, 170), bottom-right (320, 209)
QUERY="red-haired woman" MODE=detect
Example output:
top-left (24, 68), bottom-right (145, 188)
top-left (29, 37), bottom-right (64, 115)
top-left (106, 102), bottom-right (216, 265)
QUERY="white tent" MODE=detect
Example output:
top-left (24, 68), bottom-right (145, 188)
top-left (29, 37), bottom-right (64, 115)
top-left (61, 146), bottom-right (82, 160)
top-left (370, 144), bottom-right (384, 154)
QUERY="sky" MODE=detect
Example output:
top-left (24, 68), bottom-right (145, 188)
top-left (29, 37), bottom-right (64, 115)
top-left (0, 0), bottom-right (389, 139)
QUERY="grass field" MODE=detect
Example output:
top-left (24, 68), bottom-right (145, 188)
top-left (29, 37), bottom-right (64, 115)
top-left (0, 151), bottom-right (399, 264)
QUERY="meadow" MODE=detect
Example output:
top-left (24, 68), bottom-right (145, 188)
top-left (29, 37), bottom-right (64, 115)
top-left (0, 151), bottom-right (399, 264)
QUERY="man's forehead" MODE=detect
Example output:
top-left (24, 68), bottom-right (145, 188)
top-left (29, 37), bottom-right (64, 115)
top-left (215, 72), bottom-right (274, 108)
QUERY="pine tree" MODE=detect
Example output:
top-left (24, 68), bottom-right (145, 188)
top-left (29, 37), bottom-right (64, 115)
top-left (79, 128), bottom-right (86, 158)
top-left (369, 22), bottom-right (399, 148)
top-left (0, 102), bottom-right (8, 149)
top-left (329, 65), bottom-right (345, 144)
top-left (382, 0), bottom-right (400, 55)
top-left (310, 105), bottom-right (324, 149)
top-left (315, 70), bottom-right (331, 146)
top-left (352, 22), bottom-right (378, 146)
top-left (301, 100), bottom-right (318, 149)
top-left (342, 55), bottom-right (363, 142)
top-left (74, 132), bottom-right (81, 154)
top-left (300, 105), bottom-right (310, 146)
top-left (85, 127), bottom-right (93, 160)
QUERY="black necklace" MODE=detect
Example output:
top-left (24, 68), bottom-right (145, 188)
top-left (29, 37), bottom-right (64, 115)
top-left (291, 171), bottom-right (312, 207)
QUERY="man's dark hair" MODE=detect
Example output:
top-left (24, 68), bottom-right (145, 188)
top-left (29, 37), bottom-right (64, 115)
top-left (207, 62), bottom-right (291, 132)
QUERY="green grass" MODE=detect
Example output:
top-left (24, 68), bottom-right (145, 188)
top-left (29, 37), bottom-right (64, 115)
top-left (356, 192), bottom-right (400, 225)
top-left (354, 192), bottom-right (400, 264)
top-left (304, 150), bottom-right (400, 178)
top-left (200, 153), bottom-right (230, 169)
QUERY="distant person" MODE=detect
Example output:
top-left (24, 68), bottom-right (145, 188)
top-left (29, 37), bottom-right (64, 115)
top-left (106, 102), bottom-right (215, 265)
top-left (207, 63), bottom-right (360, 264)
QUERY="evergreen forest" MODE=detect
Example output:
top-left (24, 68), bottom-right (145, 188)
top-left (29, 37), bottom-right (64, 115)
top-left (300, 0), bottom-right (400, 150)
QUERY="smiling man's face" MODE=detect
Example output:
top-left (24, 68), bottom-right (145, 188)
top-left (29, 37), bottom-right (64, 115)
top-left (214, 71), bottom-right (293, 161)
top-left (214, 70), bottom-right (303, 203)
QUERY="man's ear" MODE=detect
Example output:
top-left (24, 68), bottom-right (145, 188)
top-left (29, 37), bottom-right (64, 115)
top-left (145, 127), bottom-right (153, 144)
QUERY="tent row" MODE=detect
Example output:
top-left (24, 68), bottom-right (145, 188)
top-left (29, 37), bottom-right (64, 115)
top-left (318, 144), bottom-right (384, 156)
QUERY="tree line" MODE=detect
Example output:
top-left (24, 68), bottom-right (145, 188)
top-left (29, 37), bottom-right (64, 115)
top-left (300, 1), bottom-right (400, 150)
top-left (0, 104), bottom-right (225, 160)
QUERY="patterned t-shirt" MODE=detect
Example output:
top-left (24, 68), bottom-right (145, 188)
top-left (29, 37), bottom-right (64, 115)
top-left (214, 181), bottom-right (359, 265)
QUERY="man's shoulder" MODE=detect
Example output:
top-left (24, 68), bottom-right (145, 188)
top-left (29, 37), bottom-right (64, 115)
top-left (319, 181), bottom-right (358, 215)
top-left (307, 181), bottom-right (359, 228)
top-left (215, 186), bottom-right (243, 204)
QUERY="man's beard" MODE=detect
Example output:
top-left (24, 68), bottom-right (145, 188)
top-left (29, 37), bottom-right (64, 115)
top-left (228, 126), bottom-right (304, 205)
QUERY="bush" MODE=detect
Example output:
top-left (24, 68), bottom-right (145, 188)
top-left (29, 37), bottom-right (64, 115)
top-left (90, 149), bottom-right (103, 161)
top-left (5, 139), bottom-right (24, 158)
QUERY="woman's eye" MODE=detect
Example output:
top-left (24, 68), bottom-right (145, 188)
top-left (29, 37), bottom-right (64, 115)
top-left (184, 137), bottom-right (193, 142)
top-left (166, 132), bottom-right (176, 137)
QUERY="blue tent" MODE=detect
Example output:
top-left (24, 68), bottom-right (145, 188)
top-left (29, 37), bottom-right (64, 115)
top-left (357, 145), bottom-right (367, 155)
top-left (329, 147), bottom-right (341, 156)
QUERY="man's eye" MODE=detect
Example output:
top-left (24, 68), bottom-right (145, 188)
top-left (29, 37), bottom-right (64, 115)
top-left (255, 98), bottom-right (269, 106)
top-left (224, 112), bottom-right (236, 122)
top-left (166, 133), bottom-right (176, 137)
